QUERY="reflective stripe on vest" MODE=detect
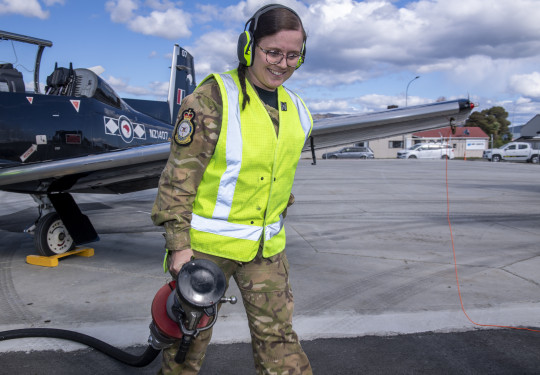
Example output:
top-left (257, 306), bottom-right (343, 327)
top-left (212, 74), bottom-right (242, 220)
top-left (191, 212), bottom-right (284, 242)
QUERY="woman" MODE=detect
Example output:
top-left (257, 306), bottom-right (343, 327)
top-left (152, 4), bottom-right (313, 374)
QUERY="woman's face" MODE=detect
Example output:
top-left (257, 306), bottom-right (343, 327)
top-left (247, 28), bottom-right (304, 91)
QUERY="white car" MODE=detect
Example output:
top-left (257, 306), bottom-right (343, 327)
top-left (483, 142), bottom-right (540, 163)
top-left (397, 143), bottom-right (455, 159)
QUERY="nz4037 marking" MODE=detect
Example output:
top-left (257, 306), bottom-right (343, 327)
top-left (149, 129), bottom-right (170, 140)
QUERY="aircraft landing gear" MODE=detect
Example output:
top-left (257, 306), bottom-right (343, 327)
top-left (29, 193), bottom-right (98, 257)
top-left (34, 212), bottom-right (75, 256)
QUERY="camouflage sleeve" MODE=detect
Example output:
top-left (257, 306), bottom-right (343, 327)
top-left (151, 79), bottom-right (222, 251)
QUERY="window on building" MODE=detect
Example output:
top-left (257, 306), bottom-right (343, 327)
top-left (389, 140), bottom-right (403, 149)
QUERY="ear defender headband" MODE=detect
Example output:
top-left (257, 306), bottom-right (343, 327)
top-left (237, 4), bottom-right (306, 69)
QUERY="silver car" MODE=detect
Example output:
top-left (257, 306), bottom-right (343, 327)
top-left (322, 147), bottom-right (374, 159)
top-left (397, 143), bottom-right (455, 159)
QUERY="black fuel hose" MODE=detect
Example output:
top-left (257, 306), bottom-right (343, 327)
top-left (0, 328), bottom-right (160, 367)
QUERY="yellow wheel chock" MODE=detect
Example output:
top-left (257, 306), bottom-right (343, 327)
top-left (26, 247), bottom-right (94, 267)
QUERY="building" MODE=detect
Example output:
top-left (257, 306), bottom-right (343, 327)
top-left (514, 115), bottom-right (540, 148)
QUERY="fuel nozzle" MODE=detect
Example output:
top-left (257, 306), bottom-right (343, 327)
top-left (149, 259), bottom-right (237, 363)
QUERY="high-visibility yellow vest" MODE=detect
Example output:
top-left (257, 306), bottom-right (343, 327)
top-left (190, 69), bottom-right (312, 262)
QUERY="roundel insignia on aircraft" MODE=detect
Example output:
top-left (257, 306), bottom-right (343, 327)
top-left (118, 116), bottom-right (134, 143)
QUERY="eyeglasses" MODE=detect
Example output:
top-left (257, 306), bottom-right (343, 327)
top-left (257, 45), bottom-right (303, 67)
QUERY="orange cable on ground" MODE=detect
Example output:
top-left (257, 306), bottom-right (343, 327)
top-left (444, 143), bottom-right (540, 333)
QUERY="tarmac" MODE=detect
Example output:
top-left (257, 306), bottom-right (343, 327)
top-left (1, 159), bottom-right (539, 374)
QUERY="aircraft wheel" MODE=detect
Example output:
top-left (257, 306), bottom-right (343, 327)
top-left (34, 212), bottom-right (75, 256)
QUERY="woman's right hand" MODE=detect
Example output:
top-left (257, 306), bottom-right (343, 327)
top-left (169, 248), bottom-right (194, 277)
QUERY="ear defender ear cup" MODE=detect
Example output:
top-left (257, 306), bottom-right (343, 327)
top-left (237, 30), bottom-right (253, 67)
top-left (295, 41), bottom-right (306, 69)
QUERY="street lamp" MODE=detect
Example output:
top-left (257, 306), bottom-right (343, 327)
top-left (405, 76), bottom-right (420, 107)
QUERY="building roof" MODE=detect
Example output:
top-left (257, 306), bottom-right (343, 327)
top-left (413, 126), bottom-right (488, 139)
top-left (519, 114), bottom-right (540, 138)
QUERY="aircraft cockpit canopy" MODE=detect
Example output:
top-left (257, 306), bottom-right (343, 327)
top-left (45, 64), bottom-right (123, 109)
top-left (74, 68), bottom-right (122, 109)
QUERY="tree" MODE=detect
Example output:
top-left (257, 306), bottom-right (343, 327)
top-left (465, 106), bottom-right (512, 148)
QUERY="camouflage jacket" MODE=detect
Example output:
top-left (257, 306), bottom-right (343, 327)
top-left (151, 78), bottom-right (286, 251)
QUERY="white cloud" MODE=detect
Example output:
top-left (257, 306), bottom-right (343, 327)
top-left (309, 99), bottom-right (353, 113)
top-left (308, 92), bottom-right (431, 114)
top-left (301, 0), bottom-right (540, 82)
top-left (298, 69), bottom-right (366, 87)
top-left (509, 72), bottom-right (540, 99)
top-left (43, 0), bottom-right (64, 5)
top-left (188, 31), bottom-right (238, 79)
top-left (129, 8), bottom-right (192, 39)
top-left (106, 0), bottom-right (191, 39)
top-left (492, 96), bottom-right (540, 125)
top-left (144, 0), bottom-right (176, 12)
top-left (105, 74), bottom-right (169, 97)
top-left (105, 0), bottom-right (138, 23)
top-left (0, 0), bottom-right (50, 19)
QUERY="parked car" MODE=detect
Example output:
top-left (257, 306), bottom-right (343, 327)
top-left (322, 146), bottom-right (374, 159)
top-left (397, 143), bottom-right (455, 159)
top-left (483, 142), bottom-right (540, 163)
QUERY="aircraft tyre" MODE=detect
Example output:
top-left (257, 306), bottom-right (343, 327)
top-left (34, 212), bottom-right (76, 256)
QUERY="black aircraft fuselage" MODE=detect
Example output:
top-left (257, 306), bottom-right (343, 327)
top-left (0, 89), bottom-right (172, 168)
top-left (0, 86), bottom-right (174, 193)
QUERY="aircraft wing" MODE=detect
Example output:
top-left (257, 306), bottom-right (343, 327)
top-left (0, 143), bottom-right (171, 194)
top-left (306, 99), bottom-right (474, 150)
top-left (0, 99), bottom-right (474, 194)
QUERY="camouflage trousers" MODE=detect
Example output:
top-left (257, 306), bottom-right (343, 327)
top-left (159, 249), bottom-right (312, 375)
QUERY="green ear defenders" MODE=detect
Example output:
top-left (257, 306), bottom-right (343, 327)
top-left (237, 4), bottom-right (306, 69)
top-left (237, 30), bottom-right (254, 66)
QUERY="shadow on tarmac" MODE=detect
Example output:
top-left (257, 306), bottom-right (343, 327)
top-left (2, 329), bottom-right (540, 374)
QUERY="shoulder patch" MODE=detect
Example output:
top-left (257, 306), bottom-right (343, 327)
top-left (173, 108), bottom-right (196, 146)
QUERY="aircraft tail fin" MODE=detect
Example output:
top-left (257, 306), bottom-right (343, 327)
top-left (167, 45), bottom-right (196, 124)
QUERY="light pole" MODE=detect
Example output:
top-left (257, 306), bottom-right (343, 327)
top-left (405, 75), bottom-right (420, 107)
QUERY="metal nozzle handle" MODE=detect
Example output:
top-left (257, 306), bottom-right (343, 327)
top-left (220, 296), bottom-right (237, 305)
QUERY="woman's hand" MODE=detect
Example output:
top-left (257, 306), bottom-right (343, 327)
top-left (169, 248), bottom-right (194, 277)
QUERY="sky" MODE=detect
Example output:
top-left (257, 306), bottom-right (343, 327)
top-left (2, 0), bottom-right (540, 126)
